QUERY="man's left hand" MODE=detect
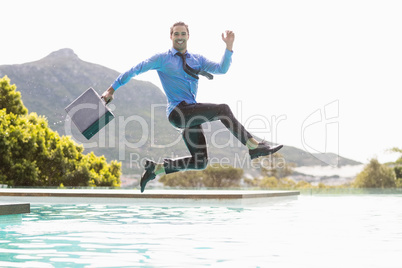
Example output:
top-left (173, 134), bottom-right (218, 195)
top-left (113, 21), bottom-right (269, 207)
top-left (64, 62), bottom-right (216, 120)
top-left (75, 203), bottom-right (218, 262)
top-left (222, 30), bottom-right (235, 52)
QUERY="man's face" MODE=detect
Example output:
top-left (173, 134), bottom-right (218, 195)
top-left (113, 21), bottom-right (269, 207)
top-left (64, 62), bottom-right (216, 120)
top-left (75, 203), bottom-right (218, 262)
top-left (170, 25), bottom-right (189, 53)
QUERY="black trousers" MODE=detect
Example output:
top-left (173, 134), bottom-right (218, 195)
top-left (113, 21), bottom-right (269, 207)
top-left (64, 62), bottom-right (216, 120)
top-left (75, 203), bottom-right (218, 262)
top-left (163, 101), bottom-right (253, 174)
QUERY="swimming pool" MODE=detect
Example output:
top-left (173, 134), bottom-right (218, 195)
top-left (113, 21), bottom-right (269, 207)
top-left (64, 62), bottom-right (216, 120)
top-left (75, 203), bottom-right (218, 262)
top-left (1, 194), bottom-right (401, 267)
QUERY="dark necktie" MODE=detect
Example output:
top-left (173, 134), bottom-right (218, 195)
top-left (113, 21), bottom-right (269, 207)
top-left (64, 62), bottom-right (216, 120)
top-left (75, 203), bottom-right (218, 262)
top-left (177, 52), bottom-right (213, 80)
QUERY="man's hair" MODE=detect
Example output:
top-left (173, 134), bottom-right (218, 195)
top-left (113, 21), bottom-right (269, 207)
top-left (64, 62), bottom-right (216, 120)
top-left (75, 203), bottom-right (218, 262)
top-left (170, 22), bottom-right (189, 36)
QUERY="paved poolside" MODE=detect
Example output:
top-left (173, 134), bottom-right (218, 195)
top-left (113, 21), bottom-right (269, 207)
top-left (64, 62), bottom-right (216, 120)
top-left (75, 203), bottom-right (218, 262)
top-left (0, 188), bottom-right (299, 198)
top-left (0, 189), bottom-right (300, 213)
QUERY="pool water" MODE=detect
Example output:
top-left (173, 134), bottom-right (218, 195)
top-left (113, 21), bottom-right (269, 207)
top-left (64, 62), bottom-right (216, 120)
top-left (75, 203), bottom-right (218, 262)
top-left (1, 195), bottom-right (401, 267)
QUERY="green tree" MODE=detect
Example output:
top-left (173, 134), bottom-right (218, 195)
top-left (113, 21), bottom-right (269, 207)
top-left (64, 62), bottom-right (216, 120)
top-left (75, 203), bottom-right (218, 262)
top-left (159, 171), bottom-right (203, 188)
top-left (0, 76), bottom-right (121, 187)
top-left (0, 76), bottom-right (27, 116)
top-left (295, 180), bottom-right (313, 189)
top-left (388, 147), bottom-right (402, 188)
top-left (354, 158), bottom-right (396, 188)
top-left (389, 147), bottom-right (402, 165)
top-left (159, 164), bottom-right (243, 188)
top-left (278, 178), bottom-right (296, 189)
top-left (259, 176), bottom-right (278, 188)
top-left (202, 164), bottom-right (243, 188)
top-left (394, 166), bottom-right (402, 188)
top-left (243, 178), bottom-right (257, 187)
top-left (254, 153), bottom-right (295, 178)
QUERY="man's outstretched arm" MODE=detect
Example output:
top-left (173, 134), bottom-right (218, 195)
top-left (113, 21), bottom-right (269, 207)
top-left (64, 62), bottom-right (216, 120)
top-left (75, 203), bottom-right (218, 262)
top-left (101, 53), bottom-right (162, 104)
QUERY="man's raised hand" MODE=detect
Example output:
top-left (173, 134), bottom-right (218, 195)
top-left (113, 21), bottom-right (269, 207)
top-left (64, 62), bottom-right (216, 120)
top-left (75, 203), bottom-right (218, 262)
top-left (222, 30), bottom-right (235, 52)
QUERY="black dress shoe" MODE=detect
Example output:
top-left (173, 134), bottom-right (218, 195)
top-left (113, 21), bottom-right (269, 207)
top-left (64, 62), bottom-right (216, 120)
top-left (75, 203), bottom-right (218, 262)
top-left (140, 159), bottom-right (156, 193)
top-left (249, 142), bottom-right (283, 160)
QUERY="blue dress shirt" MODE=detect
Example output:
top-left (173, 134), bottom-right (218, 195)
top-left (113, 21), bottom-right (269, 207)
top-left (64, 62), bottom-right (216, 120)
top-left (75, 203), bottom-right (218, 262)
top-left (111, 48), bottom-right (233, 116)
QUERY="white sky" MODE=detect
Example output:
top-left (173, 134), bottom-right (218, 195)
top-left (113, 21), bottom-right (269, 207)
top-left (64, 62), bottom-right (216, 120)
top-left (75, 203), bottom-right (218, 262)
top-left (1, 0), bottom-right (401, 164)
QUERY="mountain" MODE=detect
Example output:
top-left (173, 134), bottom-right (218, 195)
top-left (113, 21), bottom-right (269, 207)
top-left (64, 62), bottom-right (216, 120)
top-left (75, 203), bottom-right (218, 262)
top-left (0, 49), bottom-right (361, 176)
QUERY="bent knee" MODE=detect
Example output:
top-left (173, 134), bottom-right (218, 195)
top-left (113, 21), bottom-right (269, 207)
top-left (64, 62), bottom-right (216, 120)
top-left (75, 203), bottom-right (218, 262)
top-left (218, 103), bottom-right (231, 113)
top-left (217, 103), bottom-right (235, 119)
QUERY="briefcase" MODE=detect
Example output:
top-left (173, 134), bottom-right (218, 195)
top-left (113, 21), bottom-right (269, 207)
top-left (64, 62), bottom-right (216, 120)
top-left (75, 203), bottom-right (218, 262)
top-left (65, 87), bottom-right (115, 140)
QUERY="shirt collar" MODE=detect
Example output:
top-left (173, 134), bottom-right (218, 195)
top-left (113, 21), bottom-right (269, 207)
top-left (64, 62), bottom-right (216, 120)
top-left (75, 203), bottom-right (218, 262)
top-left (170, 48), bottom-right (190, 57)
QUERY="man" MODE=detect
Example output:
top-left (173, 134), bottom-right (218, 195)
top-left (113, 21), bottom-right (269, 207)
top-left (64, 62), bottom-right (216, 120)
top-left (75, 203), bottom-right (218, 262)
top-left (102, 22), bottom-right (283, 192)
